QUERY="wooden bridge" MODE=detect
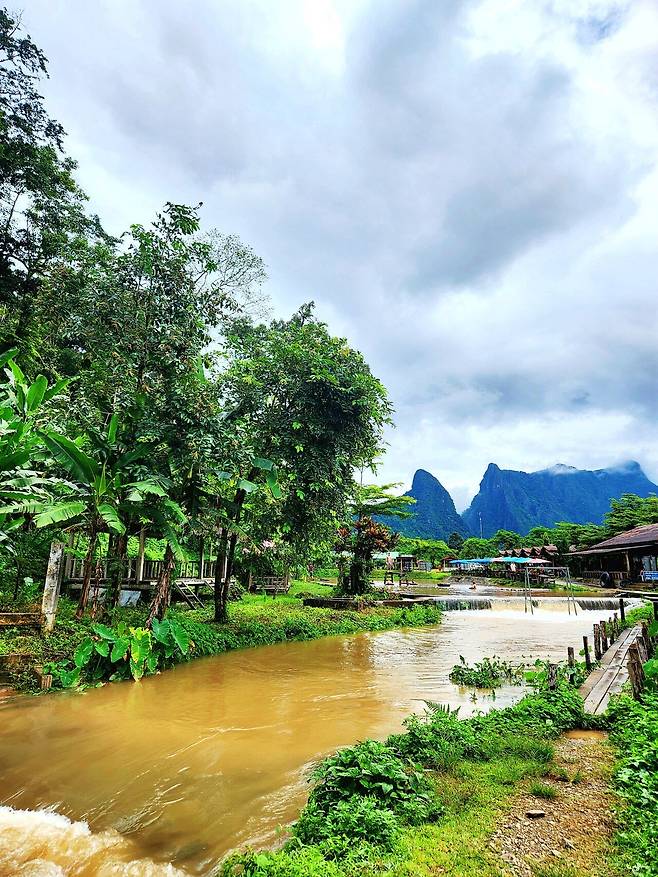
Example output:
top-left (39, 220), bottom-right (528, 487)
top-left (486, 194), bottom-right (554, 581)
top-left (579, 625), bottom-right (645, 714)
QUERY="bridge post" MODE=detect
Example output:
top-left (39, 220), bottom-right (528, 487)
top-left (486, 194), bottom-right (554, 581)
top-left (583, 636), bottom-right (592, 672)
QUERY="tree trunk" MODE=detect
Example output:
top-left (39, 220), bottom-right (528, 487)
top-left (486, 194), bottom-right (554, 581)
top-left (147, 543), bottom-right (175, 626)
top-left (76, 523), bottom-right (98, 619)
top-left (135, 526), bottom-right (146, 583)
top-left (108, 532), bottom-right (127, 609)
top-left (198, 536), bottom-right (205, 579)
top-left (214, 527), bottom-right (229, 622)
top-left (214, 480), bottom-right (251, 622)
top-left (13, 555), bottom-right (22, 601)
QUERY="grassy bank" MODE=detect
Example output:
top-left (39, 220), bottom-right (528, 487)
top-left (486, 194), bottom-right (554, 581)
top-left (221, 685), bottom-right (590, 877)
top-left (606, 601), bottom-right (658, 877)
top-left (0, 581), bottom-right (443, 691)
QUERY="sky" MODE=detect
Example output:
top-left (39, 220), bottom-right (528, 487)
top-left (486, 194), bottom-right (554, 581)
top-left (26, 0), bottom-right (658, 511)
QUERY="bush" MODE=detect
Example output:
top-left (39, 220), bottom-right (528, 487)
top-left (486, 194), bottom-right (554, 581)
top-left (449, 655), bottom-right (523, 688)
top-left (307, 739), bottom-right (442, 826)
top-left (388, 688), bottom-right (578, 770)
top-left (293, 795), bottom-right (400, 857)
top-left (608, 693), bottom-right (658, 877)
top-left (221, 847), bottom-right (343, 877)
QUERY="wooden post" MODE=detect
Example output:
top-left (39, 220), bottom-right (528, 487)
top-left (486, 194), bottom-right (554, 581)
top-left (640, 622), bottom-right (652, 659)
top-left (567, 646), bottom-right (575, 684)
top-left (198, 537), bottom-right (205, 579)
top-left (654, 600), bottom-right (658, 622)
top-left (583, 635), bottom-right (592, 672)
top-left (627, 642), bottom-right (645, 700)
top-left (547, 663), bottom-right (558, 690)
top-left (41, 541), bottom-right (65, 633)
top-left (619, 597), bottom-right (626, 622)
top-left (608, 617), bottom-right (615, 643)
top-left (600, 621), bottom-right (609, 652)
top-left (593, 624), bottom-right (602, 661)
top-left (136, 527), bottom-right (146, 583)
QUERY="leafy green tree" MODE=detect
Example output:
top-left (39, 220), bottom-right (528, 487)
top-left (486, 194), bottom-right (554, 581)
top-left (448, 532), bottom-right (464, 552)
top-left (212, 305), bottom-right (392, 617)
top-left (0, 10), bottom-right (98, 354)
top-left (604, 493), bottom-right (658, 536)
top-left (396, 536), bottom-right (451, 566)
top-left (459, 537), bottom-right (497, 559)
top-left (491, 529), bottom-right (522, 551)
top-left (0, 350), bottom-right (69, 550)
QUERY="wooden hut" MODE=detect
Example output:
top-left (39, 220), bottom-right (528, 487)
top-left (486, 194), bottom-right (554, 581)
top-left (569, 524), bottom-right (658, 584)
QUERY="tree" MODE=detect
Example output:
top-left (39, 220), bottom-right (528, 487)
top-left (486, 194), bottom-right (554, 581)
top-left (396, 536), bottom-right (451, 566)
top-left (604, 493), bottom-right (658, 536)
top-left (459, 537), bottom-right (497, 559)
top-left (336, 517), bottom-right (399, 595)
top-left (0, 10), bottom-right (98, 355)
top-left (448, 532), bottom-right (464, 551)
top-left (211, 305), bottom-right (392, 618)
top-left (491, 529), bottom-right (522, 551)
top-left (0, 350), bottom-right (69, 550)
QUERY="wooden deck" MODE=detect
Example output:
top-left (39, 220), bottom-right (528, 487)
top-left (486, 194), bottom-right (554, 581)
top-left (579, 625), bottom-right (643, 715)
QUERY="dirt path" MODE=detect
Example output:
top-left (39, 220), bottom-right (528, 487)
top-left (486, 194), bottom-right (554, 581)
top-left (490, 731), bottom-right (617, 877)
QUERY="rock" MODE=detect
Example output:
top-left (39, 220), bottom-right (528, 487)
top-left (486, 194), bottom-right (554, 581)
top-left (551, 849), bottom-right (562, 858)
top-left (563, 839), bottom-right (575, 849)
top-left (526, 810), bottom-right (546, 819)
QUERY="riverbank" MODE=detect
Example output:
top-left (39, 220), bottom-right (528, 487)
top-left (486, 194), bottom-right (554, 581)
top-left (219, 603), bottom-right (657, 877)
top-left (222, 684), bottom-right (596, 877)
top-left (0, 581), bottom-right (443, 692)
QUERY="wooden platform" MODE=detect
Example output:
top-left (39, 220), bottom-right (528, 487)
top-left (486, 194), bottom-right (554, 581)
top-left (579, 625), bottom-right (642, 715)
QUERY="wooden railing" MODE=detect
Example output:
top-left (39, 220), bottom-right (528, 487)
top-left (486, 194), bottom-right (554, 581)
top-left (64, 557), bottom-right (218, 582)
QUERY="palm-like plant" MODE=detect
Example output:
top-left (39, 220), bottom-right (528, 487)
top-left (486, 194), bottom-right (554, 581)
top-left (2, 414), bottom-right (178, 617)
top-left (0, 350), bottom-right (70, 552)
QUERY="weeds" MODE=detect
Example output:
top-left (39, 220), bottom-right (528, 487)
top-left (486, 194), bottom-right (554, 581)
top-left (449, 655), bottom-right (524, 688)
top-left (529, 781), bottom-right (557, 800)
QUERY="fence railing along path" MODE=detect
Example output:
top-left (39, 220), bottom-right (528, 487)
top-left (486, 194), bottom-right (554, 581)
top-left (574, 597), bottom-right (656, 715)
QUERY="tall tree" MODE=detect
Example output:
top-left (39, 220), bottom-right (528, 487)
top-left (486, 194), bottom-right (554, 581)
top-left (0, 9), bottom-right (98, 356)
top-left (211, 305), bottom-right (392, 619)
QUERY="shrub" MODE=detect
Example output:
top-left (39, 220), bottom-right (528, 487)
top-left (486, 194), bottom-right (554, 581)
top-left (608, 693), bottom-right (658, 877)
top-left (293, 795), bottom-right (400, 856)
top-left (221, 847), bottom-right (343, 877)
top-left (449, 655), bottom-right (523, 688)
top-left (307, 740), bottom-right (442, 825)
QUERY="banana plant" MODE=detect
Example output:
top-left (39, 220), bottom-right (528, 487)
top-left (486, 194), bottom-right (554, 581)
top-left (0, 350), bottom-right (71, 552)
top-left (0, 420), bottom-right (175, 618)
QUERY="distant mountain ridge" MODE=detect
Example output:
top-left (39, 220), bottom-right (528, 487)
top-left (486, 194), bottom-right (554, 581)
top-left (463, 460), bottom-right (658, 537)
top-left (376, 469), bottom-right (470, 541)
top-left (380, 461), bottom-right (658, 541)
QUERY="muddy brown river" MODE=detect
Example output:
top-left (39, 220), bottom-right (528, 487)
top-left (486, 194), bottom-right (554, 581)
top-left (0, 600), bottom-right (616, 875)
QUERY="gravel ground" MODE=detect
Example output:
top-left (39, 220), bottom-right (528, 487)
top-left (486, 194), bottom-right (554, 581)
top-left (490, 731), bottom-right (616, 877)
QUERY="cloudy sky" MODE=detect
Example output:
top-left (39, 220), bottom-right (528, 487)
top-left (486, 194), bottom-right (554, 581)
top-left (28, 0), bottom-right (658, 510)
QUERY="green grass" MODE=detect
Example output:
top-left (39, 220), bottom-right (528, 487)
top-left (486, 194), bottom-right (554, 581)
top-left (607, 692), bottom-right (658, 877)
top-left (529, 781), bottom-right (558, 800)
top-left (222, 687), bottom-right (586, 877)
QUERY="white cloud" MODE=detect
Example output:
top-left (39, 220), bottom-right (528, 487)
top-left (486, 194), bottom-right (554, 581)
top-left (26, 0), bottom-right (658, 506)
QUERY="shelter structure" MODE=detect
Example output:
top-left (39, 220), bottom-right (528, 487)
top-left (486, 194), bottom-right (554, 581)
top-left (497, 545), bottom-right (559, 561)
top-left (569, 524), bottom-right (658, 584)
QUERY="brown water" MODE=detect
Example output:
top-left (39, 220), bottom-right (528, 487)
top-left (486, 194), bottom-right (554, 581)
top-left (0, 602), bottom-right (607, 875)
